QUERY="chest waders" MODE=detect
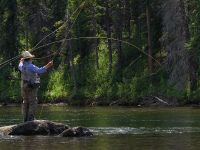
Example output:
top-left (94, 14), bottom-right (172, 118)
top-left (21, 63), bottom-right (40, 122)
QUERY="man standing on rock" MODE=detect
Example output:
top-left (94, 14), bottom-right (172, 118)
top-left (18, 51), bottom-right (53, 122)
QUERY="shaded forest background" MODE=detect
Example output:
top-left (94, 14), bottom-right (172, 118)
top-left (0, 0), bottom-right (200, 105)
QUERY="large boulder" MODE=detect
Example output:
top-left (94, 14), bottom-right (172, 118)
top-left (0, 120), bottom-right (93, 137)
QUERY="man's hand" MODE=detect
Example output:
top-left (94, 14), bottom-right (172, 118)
top-left (45, 60), bottom-right (53, 69)
top-left (48, 61), bottom-right (53, 67)
top-left (20, 58), bottom-right (24, 63)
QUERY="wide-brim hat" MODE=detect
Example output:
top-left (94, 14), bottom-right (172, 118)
top-left (22, 51), bottom-right (35, 59)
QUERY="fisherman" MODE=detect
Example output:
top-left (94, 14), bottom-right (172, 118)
top-left (18, 51), bottom-right (53, 122)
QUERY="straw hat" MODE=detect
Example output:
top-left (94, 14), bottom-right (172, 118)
top-left (22, 51), bottom-right (35, 59)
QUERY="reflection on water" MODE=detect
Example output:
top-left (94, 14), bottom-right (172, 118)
top-left (1, 106), bottom-right (200, 149)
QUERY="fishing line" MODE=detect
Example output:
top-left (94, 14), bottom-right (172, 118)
top-left (0, 56), bottom-right (20, 70)
top-left (0, 35), bottom-right (161, 70)
top-left (0, 55), bottom-right (20, 67)
top-left (32, 1), bottom-right (86, 50)
top-left (38, 1), bottom-right (86, 120)
top-left (0, 0), bottom-right (86, 70)
top-left (33, 52), bottom-right (57, 60)
top-left (33, 10), bottom-right (80, 61)
top-left (0, 0), bottom-right (160, 68)
top-left (52, 6), bottom-right (84, 61)
top-left (31, 36), bottom-right (161, 66)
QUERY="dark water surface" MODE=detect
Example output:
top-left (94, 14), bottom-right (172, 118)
top-left (1, 106), bottom-right (200, 150)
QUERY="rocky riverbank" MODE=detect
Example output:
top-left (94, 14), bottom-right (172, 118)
top-left (0, 95), bottom-right (197, 107)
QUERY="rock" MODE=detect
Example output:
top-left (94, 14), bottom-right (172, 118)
top-left (59, 127), bottom-right (93, 137)
top-left (0, 120), bottom-right (69, 136)
top-left (0, 125), bottom-right (16, 136)
top-left (0, 120), bottom-right (93, 137)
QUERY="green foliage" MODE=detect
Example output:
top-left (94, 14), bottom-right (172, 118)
top-left (1, 0), bottom-right (200, 105)
top-left (45, 66), bottom-right (70, 100)
top-left (0, 68), bottom-right (20, 102)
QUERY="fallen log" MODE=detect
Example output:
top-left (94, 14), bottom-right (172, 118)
top-left (154, 96), bottom-right (170, 105)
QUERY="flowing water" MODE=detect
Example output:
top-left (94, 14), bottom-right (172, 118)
top-left (1, 106), bottom-right (200, 150)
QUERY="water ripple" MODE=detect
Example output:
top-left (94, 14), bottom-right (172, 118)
top-left (90, 127), bottom-right (200, 135)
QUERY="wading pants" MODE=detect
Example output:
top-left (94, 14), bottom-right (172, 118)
top-left (21, 81), bottom-right (38, 122)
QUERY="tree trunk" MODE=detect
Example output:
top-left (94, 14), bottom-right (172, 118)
top-left (69, 39), bottom-right (77, 99)
top-left (161, 0), bottom-right (190, 90)
top-left (5, 0), bottom-right (18, 58)
top-left (117, 29), bottom-right (123, 72)
top-left (25, 21), bottom-right (29, 50)
top-left (62, 8), bottom-right (77, 99)
top-left (92, 3), bottom-right (99, 69)
top-left (180, 0), bottom-right (198, 91)
top-left (125, 0), bottom-right (131, 40)
top-left (146, 0), bottom-right (153, 74)
top-left (105, 1), bottom-right (112, 73)
top-left (95, 38), bottom-right (99, 70)
top-left (115, 0), bottom-right (124, 77)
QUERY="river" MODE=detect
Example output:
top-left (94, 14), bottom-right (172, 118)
top-left (0, 106), bottom-right (200, 150)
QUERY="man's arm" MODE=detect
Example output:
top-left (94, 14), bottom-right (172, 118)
top-left (29, 61), bottom-right (53, 74)
top-left (29, 64), bottom-right (47, 74)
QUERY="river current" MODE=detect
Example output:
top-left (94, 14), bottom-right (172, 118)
top-left (0, 106), bottom-right (200, 150)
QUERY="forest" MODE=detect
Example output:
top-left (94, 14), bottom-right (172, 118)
top-left (0, 0), bottom-right (200, 105)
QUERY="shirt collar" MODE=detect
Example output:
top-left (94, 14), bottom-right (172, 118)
top-left (23, 61), bottom-right (32, 65)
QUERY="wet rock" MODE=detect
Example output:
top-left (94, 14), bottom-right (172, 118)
top-left (59, 127), bottom-right (93, 137)
top-left (0, 120), bottom-right (93, 137)
top-left (0, 120), bottom-right (68, 136)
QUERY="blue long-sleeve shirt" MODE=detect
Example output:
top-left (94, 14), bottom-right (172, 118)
top-left (18, 61), bottom-right (47, 74)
